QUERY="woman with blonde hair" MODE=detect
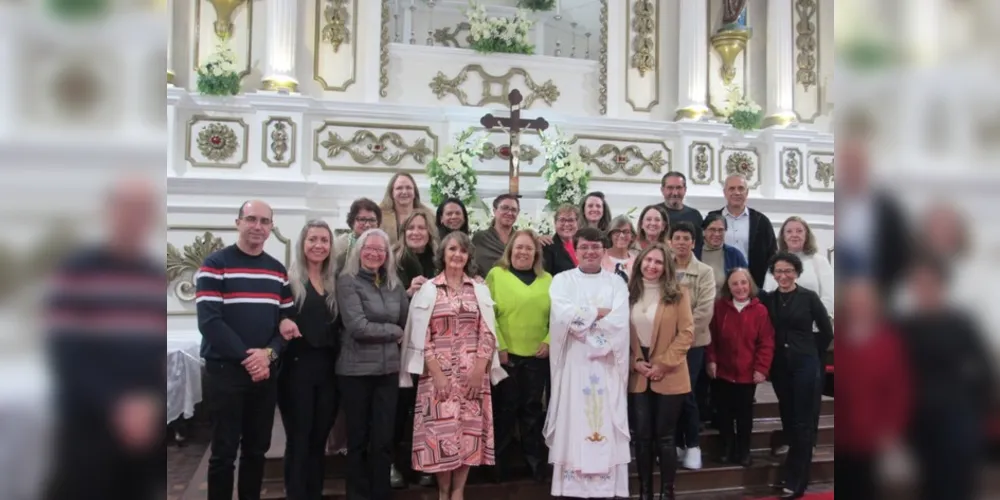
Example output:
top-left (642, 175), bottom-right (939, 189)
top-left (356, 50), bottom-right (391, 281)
top-left (602, 215), bottom-right (637, 279)
top-left (485, 229), bottom-right (553, 481)
top-left (399, 231), bottom-right (507, 500)
top-left (379, 172), bottom-right (434, 245)
top-left (763, 216), bottom-right (833, 314)
top-left (279, 220), bottom-right (341, 500)
top-left (626, 243), bottom-right (694, 500)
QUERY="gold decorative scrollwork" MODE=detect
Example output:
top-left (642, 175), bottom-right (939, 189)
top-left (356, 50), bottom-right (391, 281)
top-left (197, 123), bottom-right (240, 162)
top-left (577, 144), bottom-right (667, 176)
top-left (263, 117), bottom-right (296, 168)
top-left (433, 22), bottom-right (472, 47)
top-left (630, 0), bottom-right (655, 77)
top-left (429, 65), bottom-right (560, 108)
top-left (814, 157), bottom-right (834, 188)
top-left (599, 0), bottom-right (608, 115)
top-left (688, 142), bottom-right (714, 185)
top-left (379, 0), bottom-right (390, 97)
top-left (320, 130), bottom-right (433, 166)
top-left (794, 0), bottom-right (818, 91)
top-left (780, 147), bottom-right (803, 189)
top-left (725, 151), bottom-right (756, 180)
top-left (480, 143), bottom-right (539, 164)
top-left (167, 232), bottom-right (225, 301)
top-left (322, 0), bottom-right (351, 52)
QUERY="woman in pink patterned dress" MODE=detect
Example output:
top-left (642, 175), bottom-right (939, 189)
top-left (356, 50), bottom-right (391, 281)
top-left (399, 231), bottom-right (506, 500)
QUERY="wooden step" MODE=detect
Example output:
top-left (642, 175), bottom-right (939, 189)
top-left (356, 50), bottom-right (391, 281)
top-left (251, 447), bottom-right (834, 499)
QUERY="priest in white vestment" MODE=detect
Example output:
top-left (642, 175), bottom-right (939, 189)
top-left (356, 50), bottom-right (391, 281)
top-left (544, 227), bottom-right (632, 498)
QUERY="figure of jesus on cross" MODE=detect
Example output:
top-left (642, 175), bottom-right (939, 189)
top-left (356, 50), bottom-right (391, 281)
top-left (480, 89), bottom-right (549, 197)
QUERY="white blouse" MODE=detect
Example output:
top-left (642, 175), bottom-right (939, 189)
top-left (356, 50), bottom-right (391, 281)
top-left (763, 252), bottom-right (835, 316)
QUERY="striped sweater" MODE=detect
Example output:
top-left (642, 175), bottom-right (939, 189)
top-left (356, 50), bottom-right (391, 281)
top-left (196, 245), bottom-right (295, 362)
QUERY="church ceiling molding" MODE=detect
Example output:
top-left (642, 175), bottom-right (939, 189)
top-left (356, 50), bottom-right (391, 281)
top-left (780, 147), bottom-right (804, 189)
top-left (315, 0), bottom-right (359, 92)
top-left (185, 115), bottom-right (249, 168)
top-left (568, 134), bottom-right (670, 178)
top-left (313, 121), bottom-right (439, 171)
top-left (428, 65), bottom-right (560, 108)
top-left (166, 226), bottom-right (291, 310)
top-left (262, 117), bottom-right (296, 168)
top-left (719, 147), bottom-right (761, 190)
top-left (806, 151), bottom-right (834, 192)
top-left (625, 0), bottom-right (659, 112)
top-left (688, 141), bottom-right (715, 186)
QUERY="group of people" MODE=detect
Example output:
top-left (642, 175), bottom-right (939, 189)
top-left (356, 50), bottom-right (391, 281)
top-left (196, 171), bottom-right (835, 500)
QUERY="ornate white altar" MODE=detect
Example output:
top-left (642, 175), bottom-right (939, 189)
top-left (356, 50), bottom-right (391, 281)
top-left (165, 0), bottom-right (835, 419)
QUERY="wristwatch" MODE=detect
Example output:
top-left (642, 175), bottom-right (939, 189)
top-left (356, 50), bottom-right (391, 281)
top-left (266, 347), bottom-right (277, 363)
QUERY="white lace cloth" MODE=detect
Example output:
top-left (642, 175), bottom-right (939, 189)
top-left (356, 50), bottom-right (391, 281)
top-left (167, 332), bottom-right (203, 424)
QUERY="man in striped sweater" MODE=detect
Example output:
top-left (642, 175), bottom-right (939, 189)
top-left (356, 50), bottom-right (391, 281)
top-left (197, 200), bottom-right (300, 500)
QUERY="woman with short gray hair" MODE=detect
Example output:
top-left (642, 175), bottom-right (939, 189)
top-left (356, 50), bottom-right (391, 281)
top-left (336, 228), bottom-right (410, 500)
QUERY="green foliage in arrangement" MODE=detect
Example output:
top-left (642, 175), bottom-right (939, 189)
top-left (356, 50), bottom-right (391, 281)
top-left (470, 37), bottom-right (535, 56)
top-left (727, 108), bottom-right (763, 132)
top-left (516, 0), bottom-right (556, 12)
top-left (196, 44), bottom-right (242, 96)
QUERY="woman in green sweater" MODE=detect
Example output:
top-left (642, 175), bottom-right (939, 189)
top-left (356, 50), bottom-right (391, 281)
top-left (485, 229), bottom-right (553, 482)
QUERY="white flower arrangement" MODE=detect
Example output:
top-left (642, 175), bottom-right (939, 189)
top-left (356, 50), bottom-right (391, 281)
top-left (721, 83), bottom-right (763, 131)
top-left (540, 127), bottom-right (590, 210)
top-left (466, 2), bottom-right (535, 55)
top-left (196, 41), bottom-right (241, 96)
top-left (467, 207), bottom-right (555, 236)
top-left (427, 127), bottom-right (488, 208)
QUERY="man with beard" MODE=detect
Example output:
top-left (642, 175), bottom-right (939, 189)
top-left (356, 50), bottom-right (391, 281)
top-left (659, 172), bottom-right (704, 251)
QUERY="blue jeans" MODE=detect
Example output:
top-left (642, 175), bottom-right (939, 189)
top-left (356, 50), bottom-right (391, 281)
top-left (675, 346), bottom-right (704, 449)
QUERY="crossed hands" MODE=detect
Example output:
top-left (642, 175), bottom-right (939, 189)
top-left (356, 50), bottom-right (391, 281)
top-left (633, 360), bottom-right (667, 381)
top-left (433, 371), bottom-right (486, 401)
top-left (706, 362), bottom-right (766, 384)
top-left (243, 349), bottom-right (271, 382)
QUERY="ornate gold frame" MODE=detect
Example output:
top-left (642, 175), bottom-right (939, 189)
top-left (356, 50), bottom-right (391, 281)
top-left (185, 115), bottom-right (250, 168)
top-left (429, 65), bottom-right (559, 108)
top-left (806, 151), bottom-right (834, 192)
top-left (779, 147), bottom-right (804, 189)
top-left (625, 0), bottom-right (659, 112)
top-left (312, 121), bottom-right (440, 171)
top-left (718, 146), bottom-right (761, 189)
top-left (688, 141), bottom-right (715, 185)
top-left (193, 0), bottom-right (253, 78)
top-left (262, 116), bottom-right (297, 168)
top-left (314, 0), bottom-right (359, 92)
top-left (166, 224), bottom-right (291, 316)
top-left (568, 134), bottom-right (671, 182)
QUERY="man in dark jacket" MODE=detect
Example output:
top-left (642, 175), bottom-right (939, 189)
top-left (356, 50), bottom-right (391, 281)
top-left (707, 175), bottom-right (777, 288)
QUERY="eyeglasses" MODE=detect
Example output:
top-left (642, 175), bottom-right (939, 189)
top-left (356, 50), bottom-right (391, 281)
top-left (355, 217), bottom-right (378, 225)
top-left (496, 205), bottom-right (519, 214)
top-left (577, 244), bottom-right (604, 252)
top-left (556, 217), bottom-right (577, 224)
top-left (610, 230), bottom-right (632, 238)
top-left (241, 215), bottom-right (272, 226)
top-left (362, 246), bottom-right (387, 255)
top-left (705, 227), bottom-right (725, 234)
top-left (773, 268), bottom-right (797, 275)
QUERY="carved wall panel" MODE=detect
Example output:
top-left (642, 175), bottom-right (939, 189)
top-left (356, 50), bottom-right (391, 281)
top-left (688, 141), bottom-right (715, 186)
top-left (185, 115), bottom-right (249, 168)
top-left (718, 147), bottom-right (761, 189)
top-left (262, 117), bottom-right (296, 168)
top-left (314, 0), bottom-right (359, 91)
top-left (193, 0), bottom-right (253, 79)
top-left (806, 151), bottom-right (834, 192)
top-left (166, 225), bottom-right (291, 314)
top-left (429, 65), bottom-right (560, 109)
top-left (625, 0), bottom-right (659, 112)
top-left (780, 147), bottom-right (804, 189)
top-left (569, 135), bottom-right (670, 183)
top-left (792, 0), bottom-right (822, 122)
top-left (313, 121), bottom-right (438, 172)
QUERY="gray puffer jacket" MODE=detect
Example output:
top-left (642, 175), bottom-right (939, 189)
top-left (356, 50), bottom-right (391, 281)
top-left (335, 268), bottom-right (409, 376)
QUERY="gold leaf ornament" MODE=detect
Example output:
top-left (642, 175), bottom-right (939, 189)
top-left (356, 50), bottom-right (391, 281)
top-left (725, 151), bottom-right (756, 180)
top-left (197, 123), bottom-right (240, 162)
top-left (322, 0), bottom-right (351, 52)
top-left (167, 232), bottom-right (225, 301)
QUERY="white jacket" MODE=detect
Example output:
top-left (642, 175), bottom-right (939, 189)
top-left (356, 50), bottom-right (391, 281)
top-left (398, 280), bottom-right (508, 388)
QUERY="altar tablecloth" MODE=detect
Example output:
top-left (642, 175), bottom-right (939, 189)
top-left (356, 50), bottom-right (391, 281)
top-left (167, 332), bottom-right (203, 424)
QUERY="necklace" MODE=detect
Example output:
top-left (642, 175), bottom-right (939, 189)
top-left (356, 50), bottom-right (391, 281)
top-left (779, 288), bottom-right (796, 307)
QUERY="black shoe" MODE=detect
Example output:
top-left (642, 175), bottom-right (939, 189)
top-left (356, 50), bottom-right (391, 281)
top-left (779, 488), bottom-right (804, 499)
top-left (389, 464), bottom-right (407, 489)
top-left (418, 474), bottom-right (435, 487)
top-left (635, 441), bottom-right (655, 500)
top-left (658, 484), bottom-right (676, 500)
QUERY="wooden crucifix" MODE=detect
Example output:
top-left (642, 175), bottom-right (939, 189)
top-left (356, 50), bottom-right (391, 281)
top-left (479, 89), bottom-right (549, 197)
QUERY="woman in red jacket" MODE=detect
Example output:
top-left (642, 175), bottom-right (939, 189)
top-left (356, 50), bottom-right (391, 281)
top-left (706, 268), bottom-right (775, 466)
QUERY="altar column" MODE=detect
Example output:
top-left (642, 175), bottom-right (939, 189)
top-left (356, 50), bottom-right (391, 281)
top-left (762, 0), bottom-right (797, 128)
top-left (261, 0), bottom-right (299, 92)
top-left (166, 0), bottom-right (175, 85)
top-left (675, 0), bottom-right (709, 121)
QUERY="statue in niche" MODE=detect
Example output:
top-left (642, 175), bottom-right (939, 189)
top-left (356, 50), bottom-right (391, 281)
top-left (721, 0), bottom-right (748, 31)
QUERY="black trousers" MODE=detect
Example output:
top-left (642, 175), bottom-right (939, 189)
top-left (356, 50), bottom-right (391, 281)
top-left (835, 453), bottom-right (877, 500)
top-left (628, 386), bottom-right (685, 496)
top-left (713, 380), bottom-right (756, 458)
top-left (45, 411), bottom-right (163, 500)
top-left (492, 354), bottom-right (550, 476)
top-left (205, 360), bottom-right (279, 500)
top-left (340, 374), bottom-right (398, 500)
top-left (675, 346), bottom-right (705, 449)
top-left (394, 373), bottom-right (420, 478)
top-left (277, 348), bottom-right (339, 500)
top-left (770, 351), bottom-right (822, 495)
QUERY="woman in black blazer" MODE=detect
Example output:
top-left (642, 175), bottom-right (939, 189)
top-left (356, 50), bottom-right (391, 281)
top-left (758, 252), bottom-right (833, 499)
top-left (542, 204), bottom-right (581, 276)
